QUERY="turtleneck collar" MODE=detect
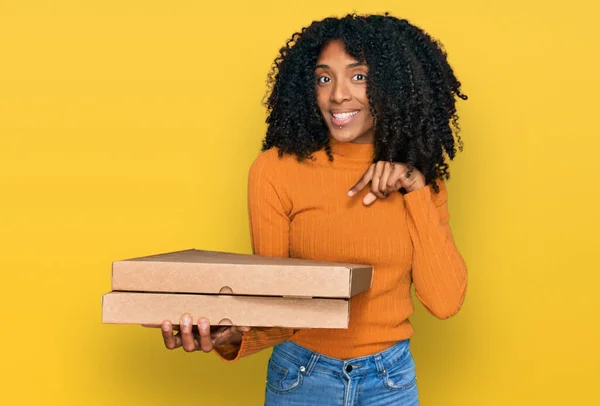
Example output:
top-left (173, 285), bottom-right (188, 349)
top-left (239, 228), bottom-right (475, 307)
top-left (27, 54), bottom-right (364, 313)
top-left (328, 137), bottom-right (375, 162)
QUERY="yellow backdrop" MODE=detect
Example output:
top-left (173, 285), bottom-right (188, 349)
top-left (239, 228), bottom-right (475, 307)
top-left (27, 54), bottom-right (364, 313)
top-left (1, 0), bottom-right (598, 405)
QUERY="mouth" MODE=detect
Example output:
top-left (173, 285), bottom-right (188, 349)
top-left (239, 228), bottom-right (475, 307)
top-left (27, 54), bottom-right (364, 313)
top-left (330, 110), bottom-right (359, 127)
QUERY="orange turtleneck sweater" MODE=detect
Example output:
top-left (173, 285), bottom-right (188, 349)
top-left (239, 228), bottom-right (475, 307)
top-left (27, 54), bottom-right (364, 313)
top-left (215, 138), bottom-right (467, 361)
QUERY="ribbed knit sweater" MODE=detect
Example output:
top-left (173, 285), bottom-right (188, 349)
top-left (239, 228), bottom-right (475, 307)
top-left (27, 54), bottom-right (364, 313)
top-left (216, 138), bottom-right (467, 361)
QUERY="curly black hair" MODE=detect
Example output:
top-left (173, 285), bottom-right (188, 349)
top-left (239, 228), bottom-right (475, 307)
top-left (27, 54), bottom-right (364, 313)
top-left (261, 12), bottom-right (467, 192)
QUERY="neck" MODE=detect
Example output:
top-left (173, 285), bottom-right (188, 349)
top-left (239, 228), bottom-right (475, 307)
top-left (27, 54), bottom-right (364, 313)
top-left (328, 136), bottom-right (375, 162)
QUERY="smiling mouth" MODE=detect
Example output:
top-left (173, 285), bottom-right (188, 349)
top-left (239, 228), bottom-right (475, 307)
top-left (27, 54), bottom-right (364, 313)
top-left (331, 110), bottom-right (359, 127)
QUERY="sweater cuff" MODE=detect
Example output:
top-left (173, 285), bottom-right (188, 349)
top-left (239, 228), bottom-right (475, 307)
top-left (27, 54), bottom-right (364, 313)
top-left (213, 327), bottom-right (295, 362)
top-left (213, 332), bottom-right (250, 362)
top-left (403, 184), bottom-right (435, 216)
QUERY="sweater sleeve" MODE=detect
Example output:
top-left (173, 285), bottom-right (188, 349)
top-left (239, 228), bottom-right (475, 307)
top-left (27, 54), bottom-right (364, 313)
top-left (404, 180), bottom-right (468, 319)
top-left (214, 151), bottom-right (296, 362)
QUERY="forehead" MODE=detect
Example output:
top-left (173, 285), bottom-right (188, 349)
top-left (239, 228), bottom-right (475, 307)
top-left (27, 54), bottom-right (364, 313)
top-left (316, 40), bottom-right (361, 64)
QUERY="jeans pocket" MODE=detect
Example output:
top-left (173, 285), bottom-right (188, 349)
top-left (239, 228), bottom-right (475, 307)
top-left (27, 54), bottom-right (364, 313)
top-left (265, 352), bottom-right (304, 394)
top-left (383, 350), bottom-right (417, 391)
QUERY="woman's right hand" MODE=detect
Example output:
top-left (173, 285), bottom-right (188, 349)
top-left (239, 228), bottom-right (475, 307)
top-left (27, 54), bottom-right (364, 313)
top-left (144, 314), bottom-right (250, 353)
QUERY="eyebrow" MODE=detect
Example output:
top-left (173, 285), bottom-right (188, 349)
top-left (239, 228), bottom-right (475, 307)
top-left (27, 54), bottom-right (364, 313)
top-left (315, 62), bottom-right (367, 69)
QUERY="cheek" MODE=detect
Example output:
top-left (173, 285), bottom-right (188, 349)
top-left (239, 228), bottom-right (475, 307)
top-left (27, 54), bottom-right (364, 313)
top-left (355, 88), bottom-right (370, 107)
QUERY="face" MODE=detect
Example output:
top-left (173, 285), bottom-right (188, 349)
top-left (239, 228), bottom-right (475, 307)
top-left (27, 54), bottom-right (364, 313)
top-left (315, 40), bottom-right (375, 144)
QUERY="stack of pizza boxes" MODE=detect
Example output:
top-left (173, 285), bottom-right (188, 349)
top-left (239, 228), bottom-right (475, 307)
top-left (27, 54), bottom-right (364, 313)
top-left (102, 249), bottom-right (373, 329)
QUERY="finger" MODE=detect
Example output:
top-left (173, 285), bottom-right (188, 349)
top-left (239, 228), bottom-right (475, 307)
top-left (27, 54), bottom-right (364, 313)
top-left (161, 320), bottom-right (179, 350)
top-left (173, 331), bottom-right (183, 348)
top-left (370, 161), bottom-right (387, 198)
top-left (400, 165), bottom-right (420, 189)
top-left (348, 164), bottom-right (375, 196)
top-left (220, 325), bottom-right (249, 339)
top-left (198, 317), bottom-right (213, 352)
top-left (380, 162), bottom-right (393, 195)
top-left (389, 163), bottom-right (406, 191)
top-left (362, 191), bottom-right (378, 206)
top-left (180, 314), bottom-right (196, 352)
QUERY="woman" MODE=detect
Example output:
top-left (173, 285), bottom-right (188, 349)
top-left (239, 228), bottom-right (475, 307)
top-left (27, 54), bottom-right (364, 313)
top-left (154, 12), bottom-right (468, 405)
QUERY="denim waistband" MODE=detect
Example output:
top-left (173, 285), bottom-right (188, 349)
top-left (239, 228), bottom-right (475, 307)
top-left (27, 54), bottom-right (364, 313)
top-left (272, 340), bottom-right (411, 377)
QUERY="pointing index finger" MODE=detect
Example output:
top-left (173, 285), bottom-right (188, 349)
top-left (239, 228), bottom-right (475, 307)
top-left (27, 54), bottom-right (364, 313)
top-left (348, 164), bottom-right (375, 197)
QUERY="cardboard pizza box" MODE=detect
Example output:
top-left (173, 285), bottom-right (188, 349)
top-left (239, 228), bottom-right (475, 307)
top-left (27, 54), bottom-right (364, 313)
top-left (110, 249), bottom-right (373, 299)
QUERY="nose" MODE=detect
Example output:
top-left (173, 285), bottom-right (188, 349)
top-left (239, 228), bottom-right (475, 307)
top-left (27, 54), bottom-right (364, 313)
top-left (330, 79), bottom-right (351, 104)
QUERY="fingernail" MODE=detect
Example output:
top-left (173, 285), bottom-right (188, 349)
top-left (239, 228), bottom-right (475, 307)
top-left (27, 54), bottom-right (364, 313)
top-left (347, 190), bottom-right (355, 197)
top-left (199, 319), bottom-right (208, 330)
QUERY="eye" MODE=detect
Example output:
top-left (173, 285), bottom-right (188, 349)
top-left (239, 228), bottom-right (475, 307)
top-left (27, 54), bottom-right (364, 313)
top-left (317, 76), bottom-right (331, 84)
top-left (353, 74), bottom-right (367, 81)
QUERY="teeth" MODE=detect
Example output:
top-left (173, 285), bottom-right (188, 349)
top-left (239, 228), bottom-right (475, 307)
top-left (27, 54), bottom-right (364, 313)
top-left (333, 111), bottom-right (358, 120)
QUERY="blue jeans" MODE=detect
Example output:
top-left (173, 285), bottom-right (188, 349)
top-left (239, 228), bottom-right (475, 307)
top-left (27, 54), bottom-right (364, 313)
top-left (264, 340), bottom-right (420, 405)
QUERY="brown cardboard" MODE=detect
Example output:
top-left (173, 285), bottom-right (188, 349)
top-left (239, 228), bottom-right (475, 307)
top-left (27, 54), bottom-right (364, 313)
top-left (102, 292), bottom-right (349, 328)
top-left (111, 249), bottom-right (373, 298)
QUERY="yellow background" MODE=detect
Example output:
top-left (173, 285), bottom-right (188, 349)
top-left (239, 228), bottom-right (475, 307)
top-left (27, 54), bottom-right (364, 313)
top-left (1, 0), bottom-right (598, 404)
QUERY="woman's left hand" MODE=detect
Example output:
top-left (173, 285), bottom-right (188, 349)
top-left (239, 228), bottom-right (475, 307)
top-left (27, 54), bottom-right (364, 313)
top-left (347, 161), bottom-right (426, 205)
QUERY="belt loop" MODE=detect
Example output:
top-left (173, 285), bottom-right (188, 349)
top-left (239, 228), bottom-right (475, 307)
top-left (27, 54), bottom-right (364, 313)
top-left (374, 354), bottom-right (385, 378)
top-left (304, 353), bottom-right (320, 376)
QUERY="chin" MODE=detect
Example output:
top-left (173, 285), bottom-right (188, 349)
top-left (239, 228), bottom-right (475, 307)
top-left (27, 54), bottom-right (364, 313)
top-left (330, 129), bottom-right (371, 144)
top-left (331, 134), bottom-right (352, 142)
